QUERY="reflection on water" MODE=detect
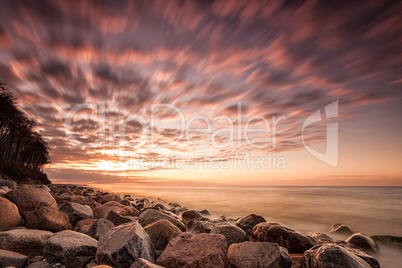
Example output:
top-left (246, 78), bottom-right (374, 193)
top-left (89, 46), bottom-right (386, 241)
top-left (94, 185), bottom-right (402, 267)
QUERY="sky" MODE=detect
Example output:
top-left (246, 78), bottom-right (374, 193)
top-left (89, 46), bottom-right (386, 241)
top-left (0, 0), bottom-right (401, 186)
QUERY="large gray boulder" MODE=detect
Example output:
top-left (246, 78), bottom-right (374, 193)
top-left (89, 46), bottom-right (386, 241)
top-left (302, 243), bottom-right (371, 268)
top-left (346, 233), bottom-right (379, 253)
top-left (252, 222), bottom-right (314, 254)
top-left (24, 206), bottom-right (72, 232)
top-left (0, 197), bottom-right (22, 231)
top-left (59, 202), bottom-right (94, 225)
top-left (144, 219), bottom-right (182, 250)
top-left (96, 221), bottom-right (155, 268)
top-left (228, 241), bottom-right (292, 268)
top-left (87, 219), bottom-right (115, 240)
top-left (156, 232), bottom-right (229, 268)
top-left (5, 187), bottom-right (56, 213)
top-left (0, 248), bottom-right (28, 268)
top-left (236, 214), bottom-right (266, 239)
top-left (43, 230), bottom-right (98, 268)
top-left (139, 209), bottom-right (185, 232)
top-left (0, 228), bottom-right (53, 257)
top-left (211, 225), bottom-right (248, 247)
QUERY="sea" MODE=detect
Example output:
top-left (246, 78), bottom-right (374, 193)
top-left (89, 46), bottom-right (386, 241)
top-left (93, 185), bottom-right (402, 267)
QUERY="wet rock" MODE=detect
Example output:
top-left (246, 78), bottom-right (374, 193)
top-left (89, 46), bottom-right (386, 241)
top-left (156, 232), bottom-right (229, 268)
top-left (144, 219), bottom-right (182, 250)
top-left (0, 248), bottom-right (28, 268)
top-left (139, 209), bottom-right (186, 232)
top-left (0, 197), bottom-right (22, 231)
top-left (74, 219), bottom-right (97, 234)
top-left (187, 218), bottom-right (231, 234)
top-left (5, 187), bottom-right (56, 213)
top-left (307, 232), bottom-right (334, 244)
top-left (0, 229), bottom-right (53, 257)
top-left (302, 243), bottom-right (371, 268)
top-left (252, 222), bottom-right (315, 254)
top-left (43, 230), bottom-right (98, 268)
top-left (211, 225), bottom-right (248, 247)
top-left (236, 214), bottom-right (266, 239)
top-left (106, 210), bottom-right (135, 226)
top-left (24, 206), bottom-right (72, 232)
top-left (87, 219), bottom-right (115, 240)
top-left (96, 221), bottom-right (155, 268)
top-left (131, 258), bottom-right (164, 268)
top-left (329, 223), bottom-right (354, 236)
top-left (228, 241), bottom-right (292, 268)
top-left (346, 233), bottom-right (379, 253)
top-left (335, 241), bottom-right (380, 268)
top-left (59, 202), bottom-right (93, 225)
top-left (371, 235), bottom-right (402, 248)
top-left (181, 210), bottom-right (203, 222)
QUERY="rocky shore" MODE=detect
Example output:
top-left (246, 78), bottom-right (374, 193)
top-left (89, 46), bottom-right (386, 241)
top-left (0, 180), bottom-right (399, 268)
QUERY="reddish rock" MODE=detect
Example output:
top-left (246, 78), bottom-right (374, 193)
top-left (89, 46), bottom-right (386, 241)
top-left (93, 205), bottom-right (127, 219)
top-left (156, 232), bottom-right (229, 268)
top-left (181, 210), bottom-right (203, 222)
top-left (144, 219), bottom-right (182, 250)
top-left (102, 201), bottom-right (133, 216)
top-left (0, 248), bottom-right (28, 268)
top-left (252, 222), bottom-right (314, 254)
top-left (0, 197), bottom-right (22, 231)
top-left (0, 229), bottom-right (53, 257)
top-left (139, 209), bottom-right (186, 232)
top-left (5, 187), bottom-right (56, 213)
top-left (74, 219), bottom-right (97, 233)
top-left (236, 214), bottom-right (266, 239)
top-left (131, 258), bottom-right (164, 268)
top-left (24, 206), bottom-right (72, 232)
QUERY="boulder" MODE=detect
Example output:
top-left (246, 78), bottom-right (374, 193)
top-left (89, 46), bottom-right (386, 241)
top-left (43, 230), bottom-right (98, 268)
top-left (27, 260), bottom-right (52, 268)
top-left (59, 202), bottom-right (94, 225)
top-left (371, 235), bottom-right (402, 248)
top-left (236, 214), bottom-right (266, 239)
top-left (96, 221), bottom-right (155, 268)
top-left (329, 223), bottom-right (354, 235)
top-left (0, 189), bottom-right (6, 197)
top-left (335, 241), bottom-right (380, 268)
top-left (100, 194), bottom-right (121, 204)
top-left (106, 210), bottom-right (135, 226)
top-left (0, 229), bottom-right (53, 257)
top-left (252, 222), bottom-right (314, 254)
top-left (93, 205), bottom-right (127, 219)
top-left (181, 210), bottom-right (203, 222)
top-left (228, 241), bottom-right (292, 268)
top-left (199, 209), bottom-right (211, 216)
top-left (0, 197), bottom-right (22, 231)
top-left (136, 198), bottom-right (151, 209)
top-left (131, 258), bottom-right (164, 268)
top-left (71, 195), bottom-right (85, 204)
top-left (83, 199), bottom-right (101, 209)
top-left (211, 225), bottom-right (248, 247)
top-left (0, 249), bottom-right (28, 268)
top-left (0, 179), bottom-right (17, 189)
top-left (74, 219), bottom-right (97, 234)
top-left (144, 219), bottom-right (182, 250)
top-left (156, 232), bottom-right (229, 268)
top-left (87, 219), bottom-right (115, 240)
top-left (24, 206), bottom-right (72, 232)
top-left (102, 201), bottom-right (133, 216)
top-left (302, 243), bottom-right (371, 268)
top-left (187, 218), bottom-right (231, 233)
top-left (346, 233), bottom-right (379, 253)
top-left (307, 232), bottom-right (334, 244)
top-left (139, 209), bottom-right (186, 232)
top-left (5, 187), bottom-right (56, 213)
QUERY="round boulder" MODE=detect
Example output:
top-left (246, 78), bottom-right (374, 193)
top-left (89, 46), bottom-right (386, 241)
top-left (5, 187), bottom-right (56, 213)
top-left (0, 197), bottom-right (22, 231)
top-left (144, 219), bottom-right (182, 250)
top-left (24, 206), bottom-right (72, 232)
top-left (228, 241), bottom-right (292, 268)
top-left (139, 209), bottom-right (186, 232)
top-left (211, 225), bottom-right (248, 247)
top-left (236, 214), bottom-right (266, 239)
top-left (59, 202), bottom-right (94, 225)
top-left (346, 233), bottom-right (379, 253)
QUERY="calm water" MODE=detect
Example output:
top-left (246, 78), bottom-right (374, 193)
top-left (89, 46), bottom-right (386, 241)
top-left (94, 185), bottom-right (402, 267)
